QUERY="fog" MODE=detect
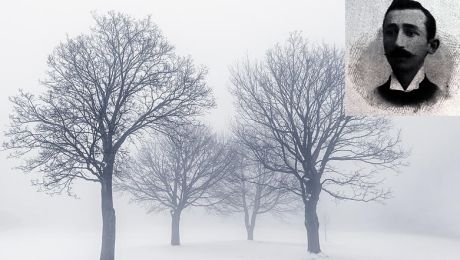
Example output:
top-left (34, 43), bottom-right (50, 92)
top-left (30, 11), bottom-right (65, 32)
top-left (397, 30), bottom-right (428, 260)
top-left (319, 117), bottom-right (460, 238)
top-left (0, 0), bottom-right (459, 256)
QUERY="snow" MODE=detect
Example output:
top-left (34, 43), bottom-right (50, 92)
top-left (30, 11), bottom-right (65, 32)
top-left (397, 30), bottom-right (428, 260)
top-left (1, 226), bottom-right (459, 260)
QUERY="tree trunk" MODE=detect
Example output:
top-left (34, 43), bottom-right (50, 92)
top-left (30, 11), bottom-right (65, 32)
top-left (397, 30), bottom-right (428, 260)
top-left (100, 177), bottom-right (116, 260)
top-left (243, 203), bottom-right (257, 241)
top-left (171, 209), bottom-right (182, 246)
top-left (246, 224), bottom-right (255, 240)
top-left (246, 183), bottom-right (260, 241)
top-left (304, 201), bottom-right (320, 254)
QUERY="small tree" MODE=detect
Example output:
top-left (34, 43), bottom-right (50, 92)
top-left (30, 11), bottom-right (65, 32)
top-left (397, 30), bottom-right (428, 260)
top-left (116, 124), bottom-right (236, 246)
top-left (231, 33), bottom-right (408, 254)
top-left (4, 12), bottom-right (214, 260)
top-left (216, 141), bottom-right (296, 240)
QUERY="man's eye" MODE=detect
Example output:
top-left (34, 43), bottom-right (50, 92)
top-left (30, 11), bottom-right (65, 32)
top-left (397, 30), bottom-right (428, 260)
top-left (384, 29), bottom-right (397, 36)
top-left (405, 30), bottom-right (419, 37)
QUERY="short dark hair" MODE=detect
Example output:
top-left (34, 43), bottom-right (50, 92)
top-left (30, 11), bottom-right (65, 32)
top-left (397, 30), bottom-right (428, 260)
top-left (383, 0), bottom-right (436, 40)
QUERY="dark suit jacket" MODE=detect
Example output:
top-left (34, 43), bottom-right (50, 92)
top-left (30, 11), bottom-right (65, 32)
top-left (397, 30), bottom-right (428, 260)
top-left (376, 76), bottom-right (439, 106)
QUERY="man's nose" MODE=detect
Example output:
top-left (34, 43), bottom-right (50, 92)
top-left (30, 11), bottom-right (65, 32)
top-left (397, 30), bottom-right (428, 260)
top-left (395, 31), bottom-right (408, 48)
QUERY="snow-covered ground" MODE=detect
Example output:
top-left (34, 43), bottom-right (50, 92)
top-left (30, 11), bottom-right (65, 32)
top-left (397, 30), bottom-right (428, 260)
top-left (1, 226), bottom-right (459, 260)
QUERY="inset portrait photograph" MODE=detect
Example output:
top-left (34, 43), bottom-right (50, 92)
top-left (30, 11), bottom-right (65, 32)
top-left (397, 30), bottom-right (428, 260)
top-left (346, 0), bottom-right (460, 115)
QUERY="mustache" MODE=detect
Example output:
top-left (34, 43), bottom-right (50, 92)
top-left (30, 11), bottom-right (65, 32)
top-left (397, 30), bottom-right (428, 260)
top-left (385, 48), bottom-right (414, 58)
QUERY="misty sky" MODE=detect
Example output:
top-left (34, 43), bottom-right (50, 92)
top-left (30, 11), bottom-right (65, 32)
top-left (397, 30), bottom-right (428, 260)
top-left (1, 0), bottom-right (459, 241)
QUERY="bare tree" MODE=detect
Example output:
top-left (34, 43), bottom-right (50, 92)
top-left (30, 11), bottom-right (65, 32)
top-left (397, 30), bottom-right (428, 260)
top-left (216, 141), bottom-right (296, 241)
top-left (116, 124), bottom-right (236, 246)
top-left (3, 12), bottom-right (214, 260)
top-left (230, 33), bottom-right (408, 254)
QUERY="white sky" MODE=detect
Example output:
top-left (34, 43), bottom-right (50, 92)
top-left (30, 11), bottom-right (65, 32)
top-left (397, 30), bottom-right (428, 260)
top-left (0, 0), bottom-right (344, 130)
top-left (1, 0), bottom-right (460, 243)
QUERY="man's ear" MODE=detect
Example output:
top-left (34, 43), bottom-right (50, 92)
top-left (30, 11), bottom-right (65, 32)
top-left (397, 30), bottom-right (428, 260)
top-left (428, 39), bottom-right (440, 54)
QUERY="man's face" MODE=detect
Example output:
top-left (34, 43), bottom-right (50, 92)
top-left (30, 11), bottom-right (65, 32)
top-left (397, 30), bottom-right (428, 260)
top-left (383, 9), bottom-right (431, 73)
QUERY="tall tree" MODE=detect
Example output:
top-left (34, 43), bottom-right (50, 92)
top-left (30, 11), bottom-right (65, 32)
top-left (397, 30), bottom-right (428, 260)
top-left (116, 124), bottom-right (236, 246)
top-left (4, 12), bottom-right (214, 260)
top-left (231, 33), bottom-right (407, 254)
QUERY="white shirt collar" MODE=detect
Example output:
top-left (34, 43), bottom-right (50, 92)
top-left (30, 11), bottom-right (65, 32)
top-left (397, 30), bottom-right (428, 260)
top-left (389, 66), bottom-right (426, 92)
